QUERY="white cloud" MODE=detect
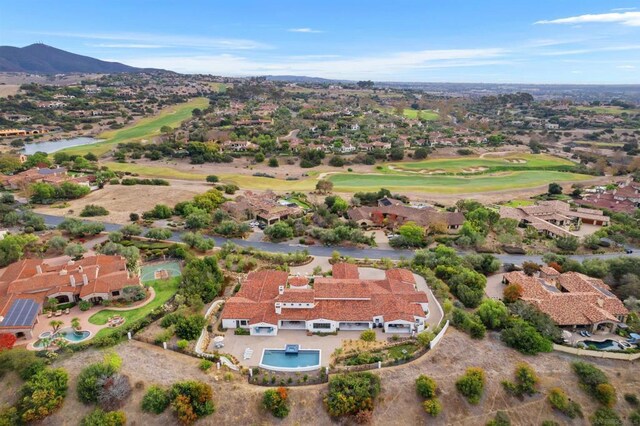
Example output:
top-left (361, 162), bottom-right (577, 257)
top-left (117, 47), bottom-right (507, 79)
top-left (535, 11), bottom-right (640, 27)
top-left (288, 28), bottom-right (322, 33)
top-left (88, 43), bottom-right (166, 49)
top-left (30, 31), bottom-right (271, 50)
top-left (539, 44), bottom-right (640, 56)
top-left (617, 64), bottom-right (636, 69)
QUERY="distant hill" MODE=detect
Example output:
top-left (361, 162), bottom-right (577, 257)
top-left (265, 75), bottom-right (345, 84)
top-left (0, 43), bottom-right (164, 74)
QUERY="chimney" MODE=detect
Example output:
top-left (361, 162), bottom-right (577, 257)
top-left (95, 266), bottom-right (100, 279)
top-left (70, 275), bottom-right (76, 287)
top-left (275, 302), bottom-right (282, 315)
top-left (36, 265), bottom-right (42, 275)
top-left (82, 274), bottom-right (88, 286)
top-left (278, 285), bottom-right (284, 295)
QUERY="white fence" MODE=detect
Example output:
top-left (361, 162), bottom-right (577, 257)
top-left (430, 320), bottom-right (449, 350)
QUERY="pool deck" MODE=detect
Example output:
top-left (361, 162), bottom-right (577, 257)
top-left (216, 328), bottom-right (388, 367)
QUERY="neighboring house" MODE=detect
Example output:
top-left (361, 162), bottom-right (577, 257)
top-left (0, 166), bottom-right (92, 191)
top-left (221, 141), bottom-right (259, 152)
top-left (503, 269), bottom-right (628, 333)
top-left (347, 197), bottom-right (464, 232)
top-left (499, 200), bottom-right (609, 238)
top-left (577, 182), bottom-right (640, 214)
top-left (222, 191), bottom-right (303, 224)
top-left (221, 263), bottom-right (429, 336)
top-left (0, 255), bottom-right (141, 339)
top-left (545, 122), bottom-right (560, 130)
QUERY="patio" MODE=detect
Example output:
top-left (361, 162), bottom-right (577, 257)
top-left (211, 328), bottom-right (388, 367)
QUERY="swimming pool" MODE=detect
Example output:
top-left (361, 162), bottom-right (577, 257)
top-left (259, 346), bottom-right (321, 372)
top-left (33, 327), bottom-right (91, 348)
top-left (580, 339), bottom-right (623, 351)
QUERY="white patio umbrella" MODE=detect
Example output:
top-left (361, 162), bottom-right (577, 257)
top-left (213, 335), bottom-right (224, 343)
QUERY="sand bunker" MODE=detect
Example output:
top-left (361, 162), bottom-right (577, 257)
top-left (462, 167), bottom-right (489, 173)
top-left (504, 158), bottom-right (527, 164)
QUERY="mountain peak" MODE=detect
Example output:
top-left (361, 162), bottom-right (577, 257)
top-left (0, 43), bottom-right (164, 74)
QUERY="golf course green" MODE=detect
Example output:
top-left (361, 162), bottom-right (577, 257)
top-left (61, 97), bottom-right (209, 157)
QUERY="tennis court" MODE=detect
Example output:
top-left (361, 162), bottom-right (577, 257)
top-left (140, 261), bottom-right (182, 283)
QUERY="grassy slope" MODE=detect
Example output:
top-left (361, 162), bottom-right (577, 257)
top-left (62, 98), bottom-right (209, 157)
top-left (574, 105), bottom-right (639, 115)
top-left (328, 170), bottom-right (592, 194)
top-left (390, 153), bottom-right (574, 172)
top-left (88, 277), bottom-right (180, 337)
top-left (384, 107), bottom-right (439, 120)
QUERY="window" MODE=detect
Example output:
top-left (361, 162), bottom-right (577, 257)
top-left (111, 291), bottom-right (120, 297)
top-left (313, 323), bottom-right (331, 329)
top-left (240, 320), bottom-right (248, 326)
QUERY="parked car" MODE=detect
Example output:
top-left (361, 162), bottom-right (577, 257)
top-left (625, 248), bottom-right (633, 254)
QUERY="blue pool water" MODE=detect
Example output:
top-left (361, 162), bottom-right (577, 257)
top-left (580, 339), bottom-right (622, 351)
top-left (33, 327), bottom-right (91, 348)
top-left (260, 349), bottom-right (321, 371)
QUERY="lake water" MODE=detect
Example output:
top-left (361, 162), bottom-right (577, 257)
top-left (23, 137), bottom-right (101, 154)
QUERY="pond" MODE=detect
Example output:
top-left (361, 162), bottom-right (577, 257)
top-left (23, 137), bottom-right (101, 154)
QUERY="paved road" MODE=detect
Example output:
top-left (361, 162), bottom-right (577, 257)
top-left (38, 213), bottom-right (639, 263)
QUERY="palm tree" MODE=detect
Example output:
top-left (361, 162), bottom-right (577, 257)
top-left (71, 317), bottom-right (81, 331)
top-left (49, 320), bottom-right (63, 334)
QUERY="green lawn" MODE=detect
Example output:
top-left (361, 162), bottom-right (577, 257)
top-left (574, 105), bottom-right (639, 115)
top-left (390, 153), bottom-right (575, 173)
top-left (385, 107), bottom-right (439, 120)
top-left (61, 98), bottom-right (209, 157)
top-left (88, 277), bottom-right (180, 337)
top-left (105, 162), bottom-right (210, 180)
top-left (387, 343), bottom-right (419, 359)
top-left (328, 170), bottom-right (592, 194)
top-left (502, 199), bottom-right (535, 207)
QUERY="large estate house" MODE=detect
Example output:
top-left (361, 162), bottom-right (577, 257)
top-left (347, 197), bottom-right (464, 232)
top-left (499, 200), bottom-right (609, 238)
top-left (221, 263), bottom-right (430, 336)
top-left (222, 191), bottom-right (304, 224)
top-left (503, 268), bottom-right (628, 333)
top-left (0, 255), bottom-right (141, 339)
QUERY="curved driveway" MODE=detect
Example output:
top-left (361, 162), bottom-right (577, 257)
top-left (38, 213), bottom-right (638, 263)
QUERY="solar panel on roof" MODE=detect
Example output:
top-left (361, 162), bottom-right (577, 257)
top-left (0, 299), bottom-right (40, 327)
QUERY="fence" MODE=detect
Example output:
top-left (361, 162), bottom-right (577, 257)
top-left (430, 320), bottom-right (449, 350)
top-left (553, 344), bottom-right (640, 361)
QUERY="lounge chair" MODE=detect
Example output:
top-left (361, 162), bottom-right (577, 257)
top-left (64, 308), bottom-right (70, 315)
top-left (47, 311), bottom-right (52, 318)
top-left (243, 348), bottom-right (253, 360)
top-left (55, 310), bottom-right (62, 316)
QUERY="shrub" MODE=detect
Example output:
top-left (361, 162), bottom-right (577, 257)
top-left (0, 348), bottom-right (46, 380)
top-left (547, 387), bottom-right (582, 418)
top-left (486, 411), bottom-right (511, 426)
top-left (589, 407), bottom-right (622, 426)
top-left (595, 383), bottom-right (617, 408)
top-left (80, 204), bottom-right (109, 217)
top-left (17, 368), bottom-right (69, 422)
top-left (175, 315), bottom-right (207, 340)
top-left (325, 372), bottom-right (381, 417)
top-left (571, 361), bottom-right (611, 401)
top-left (169, 381), bottom-right (215, 425)
top-left (360, 329), bottom-right (376, 342)
top-left (625, 393), bottom-right (640, 406)
top-left (455, 367), bottom-right (485, 404)
top-left (416, 330), bottom-right (435, 347)
top-left (263, 387), bottom-right (290, 418)
top-left (0, 333), bottom-right (17, 351)
top-left (77, 362), bottom-right (117, 404)
top-left (630, 410), bottom-right (640, 426)
top-left (423, 398), bottom-right (442, 417)
top-left (141, 385), bottom-right (170, 414)
top-left (97, 373), bottom-right (131, 411)
top-left (416, 375), bottom-right (437, 399)
top-left (451, 308), bottom-right (486, 339)
top-left (80, 408), bottom-right (126, 426)
top-left (500, 318), bottom-right (552, 355)
top-left (503, 283), bottom-right (523, 303)
top-left (177, 340), bottom-right (188, 350)
top-left (476, 299), bottom-right (509, 330)
top-left (79, 300), bottom-right (92, 311)
top-left (501, 363), bottom-right (539, 398)
top-left (199, 360), bottom-right (213, 371)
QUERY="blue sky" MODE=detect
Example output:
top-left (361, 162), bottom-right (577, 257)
top-left (1, 0), bottom-right (639, 83)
